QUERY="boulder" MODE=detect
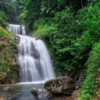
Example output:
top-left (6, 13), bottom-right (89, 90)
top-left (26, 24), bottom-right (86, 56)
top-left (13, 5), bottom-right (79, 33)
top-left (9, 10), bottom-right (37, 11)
top-left (44, 76), bottom-right (75, 95)
top-left (31, 88), bottom-right (53, 99)
top-left (0, 72), bottom-right (7, 83)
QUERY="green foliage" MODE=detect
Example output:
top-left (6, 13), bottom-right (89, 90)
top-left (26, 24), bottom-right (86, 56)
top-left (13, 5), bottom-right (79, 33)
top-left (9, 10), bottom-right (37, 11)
top-left (0, 11), bottom-right (8, 27)
top-left (0, 26), bottom-right (9, 38)
top-left (19, 0), bottom-right (41, 30)
top-left (76, 1), bottom-right (100, 43)
top-left (68, 1), bottom-right (100, 78)
top-left (0, 0), bottom-right (18, 24)
top-left (19, 0), bottom-right (88, 31)
top-left (76, 2), bottom-right (100, 100)
top-left (79, 43), bottom-right (100, 100)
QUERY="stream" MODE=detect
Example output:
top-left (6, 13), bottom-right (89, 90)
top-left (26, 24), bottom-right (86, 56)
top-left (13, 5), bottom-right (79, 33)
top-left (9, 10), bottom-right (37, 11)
top-left (0, 84), bottom-right (73, 100)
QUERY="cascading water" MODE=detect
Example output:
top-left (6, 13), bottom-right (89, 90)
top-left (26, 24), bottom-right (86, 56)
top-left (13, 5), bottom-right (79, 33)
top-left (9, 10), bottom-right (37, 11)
top-left (7, 24), bottom-right (55, 83)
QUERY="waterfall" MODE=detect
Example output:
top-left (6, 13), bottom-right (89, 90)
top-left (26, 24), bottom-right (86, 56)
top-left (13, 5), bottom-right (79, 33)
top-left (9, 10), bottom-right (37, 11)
top-left (7, 24), bottom-right (55, 83)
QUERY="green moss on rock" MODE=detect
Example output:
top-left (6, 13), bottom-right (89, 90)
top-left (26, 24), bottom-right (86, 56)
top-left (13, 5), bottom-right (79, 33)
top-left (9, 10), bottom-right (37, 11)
top-left (0, 27), bottom-right (18, 83)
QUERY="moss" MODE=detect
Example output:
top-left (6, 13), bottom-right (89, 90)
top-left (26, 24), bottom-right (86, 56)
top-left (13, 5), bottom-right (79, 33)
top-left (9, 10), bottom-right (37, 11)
top-left (0, 27), bottom-right (18, 83)
top-left (0, 27), bottom-right (10, 39)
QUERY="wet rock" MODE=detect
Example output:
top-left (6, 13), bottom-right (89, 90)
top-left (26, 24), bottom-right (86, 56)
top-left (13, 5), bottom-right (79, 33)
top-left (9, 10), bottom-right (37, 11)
top-left (44, 76), bottom-right (75, 95)
top-left (0, 72), bottom-right (7, 83)
top-left (16, 35), bottom-right (20, 44)
top-left (31, 88), bottom-right (53, 99)
top-left (4, 87), bottom-right (14, 91)
top-left (75, 81), bottom-right (81, 89)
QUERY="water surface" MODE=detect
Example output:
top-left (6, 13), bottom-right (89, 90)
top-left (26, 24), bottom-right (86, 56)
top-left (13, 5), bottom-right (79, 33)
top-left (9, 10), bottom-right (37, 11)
top-left (0, 84), bottom-right (73, 100)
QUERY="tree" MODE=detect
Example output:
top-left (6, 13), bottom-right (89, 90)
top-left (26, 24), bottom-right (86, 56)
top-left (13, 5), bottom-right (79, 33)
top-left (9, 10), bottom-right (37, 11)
top-left (0, 0), bottom-right (18, 24)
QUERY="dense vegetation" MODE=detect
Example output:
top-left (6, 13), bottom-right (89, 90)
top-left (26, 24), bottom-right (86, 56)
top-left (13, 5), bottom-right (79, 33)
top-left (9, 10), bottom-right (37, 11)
top-left (79, 43), bottom-right (100, 100)
top-left (0, 0), bottom-right (19, 27)
top-left (18, 0), bottom-right (100, 100)
top-left (0, 0), bottom-right (100, 99)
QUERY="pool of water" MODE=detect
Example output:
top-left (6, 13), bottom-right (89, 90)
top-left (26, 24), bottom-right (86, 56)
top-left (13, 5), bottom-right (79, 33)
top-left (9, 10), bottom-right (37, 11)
top-left (0, 84), bottom-right (73, 100)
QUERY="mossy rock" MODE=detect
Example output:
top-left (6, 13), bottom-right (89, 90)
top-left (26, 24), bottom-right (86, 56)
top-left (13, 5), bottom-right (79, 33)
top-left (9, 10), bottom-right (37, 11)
top-left (0, 27), bottom-right (18, 83)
